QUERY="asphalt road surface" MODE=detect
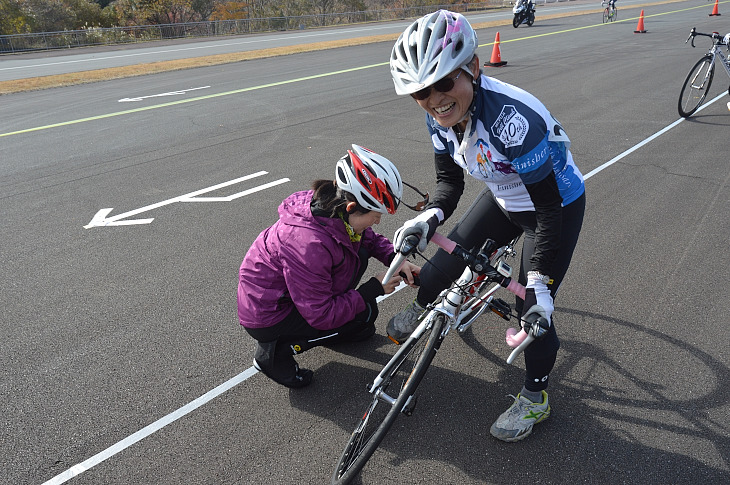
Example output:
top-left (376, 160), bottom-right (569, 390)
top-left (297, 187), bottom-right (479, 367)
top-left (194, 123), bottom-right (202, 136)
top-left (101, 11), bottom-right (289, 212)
top-left (2, 1), bottom-right (729, 484)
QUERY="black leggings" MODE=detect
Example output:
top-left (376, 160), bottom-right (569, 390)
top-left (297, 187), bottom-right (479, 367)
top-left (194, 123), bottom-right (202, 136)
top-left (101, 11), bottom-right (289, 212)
top-left (417, 189), bottom-right (585, 391)
top-left (245, 245), bottom-right (377, 355)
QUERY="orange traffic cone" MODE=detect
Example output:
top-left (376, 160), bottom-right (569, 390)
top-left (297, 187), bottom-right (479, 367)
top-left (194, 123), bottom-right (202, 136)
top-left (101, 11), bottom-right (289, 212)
top-left (634, 10), bottom-right (647, 33)
top-left (484, 32), bottom-right (508, 67)
top-left (709, 0), bottom-right (721, 16)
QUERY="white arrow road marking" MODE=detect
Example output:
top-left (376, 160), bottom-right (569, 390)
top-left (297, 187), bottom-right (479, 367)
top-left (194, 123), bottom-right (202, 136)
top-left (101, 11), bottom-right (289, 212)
top-left (118, 86), bottom-right (210, 102)
top-left (84, 171), bottom-right (289, 228)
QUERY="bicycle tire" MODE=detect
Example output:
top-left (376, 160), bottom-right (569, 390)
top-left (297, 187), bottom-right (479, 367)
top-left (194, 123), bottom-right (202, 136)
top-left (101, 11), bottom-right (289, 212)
top-left (611, 7), bottom-right (617, 21)
top-left (678, 55), bottom-right (715, 118)
top-left (331, 314), bottom-right (446, 485)
top-left (603, 8), bottom-right (609, 23)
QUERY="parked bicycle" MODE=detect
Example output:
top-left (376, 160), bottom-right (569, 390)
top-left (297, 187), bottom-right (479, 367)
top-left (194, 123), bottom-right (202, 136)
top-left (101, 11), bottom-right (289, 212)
top-left (330, 232), bottom-right (549, 484)
top-left (677, 27), bottom-right (730, 118)
top-left (602, 0), bottom-right (618, 23)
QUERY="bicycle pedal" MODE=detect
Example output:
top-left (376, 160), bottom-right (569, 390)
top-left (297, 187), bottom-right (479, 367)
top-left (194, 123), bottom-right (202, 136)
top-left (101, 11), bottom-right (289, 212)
top-left (488, 298), bottom-right (512, 321)
top-left (387, 335), bottom-right (403, 345)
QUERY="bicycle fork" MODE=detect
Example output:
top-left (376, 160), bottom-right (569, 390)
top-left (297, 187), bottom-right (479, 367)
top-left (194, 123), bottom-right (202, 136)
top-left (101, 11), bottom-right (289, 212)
top-left (691, 56), bottom-right (714, 90)
top-left (366, 316), bottom-right (433, 419)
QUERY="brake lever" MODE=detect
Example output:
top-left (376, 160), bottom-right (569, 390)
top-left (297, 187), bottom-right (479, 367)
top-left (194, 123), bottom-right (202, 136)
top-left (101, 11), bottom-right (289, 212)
top-left (686, 27), bottom-right (696, 47)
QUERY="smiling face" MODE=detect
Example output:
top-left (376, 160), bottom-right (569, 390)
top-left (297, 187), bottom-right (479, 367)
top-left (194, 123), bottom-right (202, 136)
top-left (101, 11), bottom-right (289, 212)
top-left (413, 59), bottom-right (479, 129)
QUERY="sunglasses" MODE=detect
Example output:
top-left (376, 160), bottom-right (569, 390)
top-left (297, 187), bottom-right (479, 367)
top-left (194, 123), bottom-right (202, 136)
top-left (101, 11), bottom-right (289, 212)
top-left (411, 70), bottom-right (463, 101)
top-left (398, 181), bottom-right (430, 212)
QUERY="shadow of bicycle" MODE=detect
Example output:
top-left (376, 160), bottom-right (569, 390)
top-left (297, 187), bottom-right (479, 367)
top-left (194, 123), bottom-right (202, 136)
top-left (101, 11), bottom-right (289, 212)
top-left (290, 306), bottom-right (730, 484)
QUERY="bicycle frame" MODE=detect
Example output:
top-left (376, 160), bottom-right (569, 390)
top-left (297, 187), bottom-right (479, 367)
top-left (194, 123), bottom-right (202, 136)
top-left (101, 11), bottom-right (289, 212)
top-left (369, 260), bottom-right (488, 393)
top-left (371, 233), bottom-right (525, 394)
top-left (710, 48), bottom-right (730, 78)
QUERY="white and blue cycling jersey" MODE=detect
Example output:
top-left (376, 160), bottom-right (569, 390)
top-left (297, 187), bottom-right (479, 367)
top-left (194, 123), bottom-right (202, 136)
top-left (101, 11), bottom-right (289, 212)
top-left (427, 75), bottom-right (585, 213)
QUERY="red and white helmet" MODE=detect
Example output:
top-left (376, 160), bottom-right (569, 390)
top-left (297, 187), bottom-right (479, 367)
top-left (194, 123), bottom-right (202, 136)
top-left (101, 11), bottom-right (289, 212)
top-left (390, 10), bottom-right (478, 96)
top-left (335, 145), bottom-right (403, 214)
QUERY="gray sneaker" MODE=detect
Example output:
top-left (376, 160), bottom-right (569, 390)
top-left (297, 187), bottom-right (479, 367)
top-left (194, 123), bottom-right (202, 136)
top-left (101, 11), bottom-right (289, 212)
top-left (490, 391), bottom-right (550, 442)
top-left (386, 300), bottom-right (425, 344)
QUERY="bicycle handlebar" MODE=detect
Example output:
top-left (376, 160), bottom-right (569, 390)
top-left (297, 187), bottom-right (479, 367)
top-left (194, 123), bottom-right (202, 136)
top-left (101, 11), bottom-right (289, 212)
top-left (384, 231), bottom-right (545, 364)
top-left (686, 27), bottom-right (727, 48)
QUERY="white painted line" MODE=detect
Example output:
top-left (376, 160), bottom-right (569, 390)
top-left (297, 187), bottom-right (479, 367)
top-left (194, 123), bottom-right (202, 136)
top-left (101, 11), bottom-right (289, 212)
top-left (584, 92), bottom-right (727, 180)
top-left (118, 86), bottom-right (210, 102)
top-left (48, 89), bottom-right (727, 485)
top-left (180, 178), bottom-right (290, 202)
top-left (84, 172), bottom-right (289, 228)
top-left (42, 367), bottom-right (258, 485)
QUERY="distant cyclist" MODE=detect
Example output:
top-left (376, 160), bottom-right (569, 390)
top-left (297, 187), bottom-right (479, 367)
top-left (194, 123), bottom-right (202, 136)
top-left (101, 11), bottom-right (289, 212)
top-left (388, 11), bottom-right (585, 441)
top-left (237, 145), bottom-right (420, 388)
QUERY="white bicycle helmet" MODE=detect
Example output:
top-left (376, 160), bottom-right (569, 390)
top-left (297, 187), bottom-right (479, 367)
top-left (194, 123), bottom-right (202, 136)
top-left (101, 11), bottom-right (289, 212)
top-left (390, 10), bottom-right (479, 96)
top-left (335, 145), bottom-right (403, 214)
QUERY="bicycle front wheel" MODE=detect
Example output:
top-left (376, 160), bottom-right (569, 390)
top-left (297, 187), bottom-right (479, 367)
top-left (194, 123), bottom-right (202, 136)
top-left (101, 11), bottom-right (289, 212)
top-left (678, 55), bottom-right (715, 118)
top-left (603, 7), bottom-right (609, 23)
top-left (331, 314), bottom-right (446, 485)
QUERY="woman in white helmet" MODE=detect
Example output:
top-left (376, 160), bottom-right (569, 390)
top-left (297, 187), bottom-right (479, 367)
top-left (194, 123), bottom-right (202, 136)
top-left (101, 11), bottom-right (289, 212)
top-left (389, 10), bottom-right (586, 442)
top-left (237, 145), bottom-right (420, 388)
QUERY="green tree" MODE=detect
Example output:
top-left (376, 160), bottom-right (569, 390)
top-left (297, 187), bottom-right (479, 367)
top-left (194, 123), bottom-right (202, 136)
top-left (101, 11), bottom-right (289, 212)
top-left (0, 0), bottom-right (31, 34)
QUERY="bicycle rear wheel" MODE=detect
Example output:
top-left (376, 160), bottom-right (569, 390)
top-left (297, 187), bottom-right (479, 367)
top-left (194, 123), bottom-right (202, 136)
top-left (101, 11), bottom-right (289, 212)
top-left (611, 7), bottom-right (617, 21)
top-left (331, 314), bottom-right (446, 485)
top-left (678, 55), bottom-right (715, 118)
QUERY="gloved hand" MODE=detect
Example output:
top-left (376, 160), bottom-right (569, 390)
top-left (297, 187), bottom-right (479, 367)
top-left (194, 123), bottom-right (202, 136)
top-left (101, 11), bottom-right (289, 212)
top-left (522, 271), bottom-right (554, 337)
top-left (393, 208), bottom-right (442, 253)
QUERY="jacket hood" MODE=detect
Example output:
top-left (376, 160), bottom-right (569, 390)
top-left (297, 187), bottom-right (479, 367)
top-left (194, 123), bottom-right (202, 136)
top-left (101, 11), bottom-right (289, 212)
top-left (278, 190), bottom-right (350, 246)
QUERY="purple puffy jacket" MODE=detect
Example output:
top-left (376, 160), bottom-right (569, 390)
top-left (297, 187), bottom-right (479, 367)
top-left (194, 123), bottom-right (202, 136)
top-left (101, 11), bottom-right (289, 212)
top-left (237, 190), bottom-right (394, 331)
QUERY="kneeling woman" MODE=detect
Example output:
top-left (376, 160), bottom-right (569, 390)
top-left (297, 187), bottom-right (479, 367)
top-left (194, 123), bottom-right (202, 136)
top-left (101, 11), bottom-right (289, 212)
top-left (237, 145), bottom-right (420, 388)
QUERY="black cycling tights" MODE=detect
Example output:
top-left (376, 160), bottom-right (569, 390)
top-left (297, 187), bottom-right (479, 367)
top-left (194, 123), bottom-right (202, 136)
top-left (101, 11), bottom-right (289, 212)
top-left (416, 189), bottom-right (585, 392)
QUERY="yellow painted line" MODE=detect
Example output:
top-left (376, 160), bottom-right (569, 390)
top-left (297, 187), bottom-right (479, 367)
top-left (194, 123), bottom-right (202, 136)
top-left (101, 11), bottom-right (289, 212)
top-left (1, 0), bottom-right (722, 138)
top-left (0, 63), bottom-right (386, 137)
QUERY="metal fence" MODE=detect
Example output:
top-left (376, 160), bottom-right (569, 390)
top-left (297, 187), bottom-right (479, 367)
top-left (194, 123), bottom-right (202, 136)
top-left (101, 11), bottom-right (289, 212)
top-left (0, 2), bottom-right (509, 55)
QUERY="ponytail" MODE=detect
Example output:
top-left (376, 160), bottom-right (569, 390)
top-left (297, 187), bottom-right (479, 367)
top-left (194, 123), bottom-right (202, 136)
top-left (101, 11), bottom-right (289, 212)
top-left (311, 179), bottom-right (368, 217)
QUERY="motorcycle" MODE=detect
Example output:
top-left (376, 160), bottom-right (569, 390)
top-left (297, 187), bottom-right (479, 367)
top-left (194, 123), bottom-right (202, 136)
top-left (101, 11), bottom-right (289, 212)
top-left (512, 0), bottom-right (535, 28)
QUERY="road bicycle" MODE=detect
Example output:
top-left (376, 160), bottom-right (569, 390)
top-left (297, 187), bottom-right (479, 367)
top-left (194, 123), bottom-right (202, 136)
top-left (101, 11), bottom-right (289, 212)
top-left (677, 28), bottom-right (730, 118)
top-left (330, 232), bottom-right (548, 484)
top-left (602, 1), bottom-right (618, 23)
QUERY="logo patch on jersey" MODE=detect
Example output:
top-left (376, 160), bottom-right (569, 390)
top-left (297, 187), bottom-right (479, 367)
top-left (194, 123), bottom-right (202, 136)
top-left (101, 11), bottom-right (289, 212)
top-left (473, 138), bottom-right (515, 178)
top-left (491, 105), bottom-right (529, 148)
